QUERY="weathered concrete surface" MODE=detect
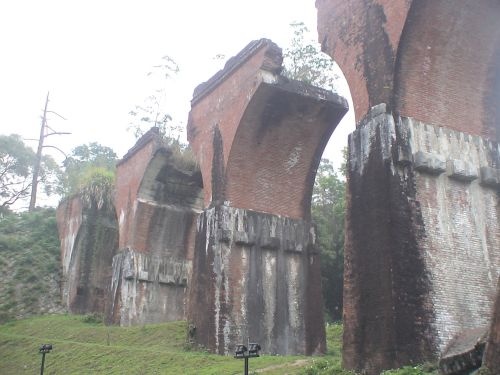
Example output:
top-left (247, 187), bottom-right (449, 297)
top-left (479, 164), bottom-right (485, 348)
top-left (343, 106), bottom-right (500, 374)
top-left (57, 195), bottom-right (118, 314)
top-left (484, 277), bottom-right (500, 373)
top-left (343, 106), bottom-right (437, 374)
top-left (108, 248), bottom-right (190, 325)
top-left (108, 129), bottom-right (203, 325)
top-left (187, 39), bottom-right (347, 355)
top-left (317, 0), bottom-right (500, 139)
top-left (188, 206), bottom-right (324, 355)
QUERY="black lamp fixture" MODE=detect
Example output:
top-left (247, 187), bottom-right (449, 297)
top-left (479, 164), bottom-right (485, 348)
top-left (248, 343), bottom-right (261, 357)
top-left (234, 342), bottom-right (260, 375)
top-left (39, 344), bottom-right (52, 375)
top-left (234, 344), bottom-right (248, 359)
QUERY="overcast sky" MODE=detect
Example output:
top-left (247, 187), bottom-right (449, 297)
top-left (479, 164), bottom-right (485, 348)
top-left (0, 0), bottom-right (354, 184)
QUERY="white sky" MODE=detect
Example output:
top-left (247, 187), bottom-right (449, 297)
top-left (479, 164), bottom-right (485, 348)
top-left (0, 0), bottom-right (354, 207)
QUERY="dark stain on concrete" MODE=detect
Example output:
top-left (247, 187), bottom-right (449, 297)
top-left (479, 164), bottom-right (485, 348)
top-left (211, 125), bottom-right (226, 206)
top-left (361, 0), bottom-right (395, 110)
top-left (344, 114), bottom-right (437, 374)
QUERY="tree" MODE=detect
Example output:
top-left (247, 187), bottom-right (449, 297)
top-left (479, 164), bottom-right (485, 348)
top-left (60, 143), bottom-right (117, 209)
top-left (128, 55), bottom-right (182, 142)
top-left (29, 92), bottom-right (69, 211)
top-left (0, 134), bottom-right (59, 212)
top-left (282, 21), bottom-right (340, 90)
top-left (312, 158), bottom-right (346, 322)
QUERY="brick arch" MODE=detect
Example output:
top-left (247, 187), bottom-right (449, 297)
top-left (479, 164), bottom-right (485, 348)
top-left (316, 0), bottom-right (413, 122)
top-left (393, 0), bottom-right (500, 140)
top-left (317, 0), bottom-right (500, 140)
top-left (224, 81), bottom-right (347, 220)
top-left (187, 39), bottom-right (348, 216)
top-left (137, 148), bottom-right (203, 210)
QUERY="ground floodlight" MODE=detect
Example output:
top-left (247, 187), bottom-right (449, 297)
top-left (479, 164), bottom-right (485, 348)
top-left (39, 344), bottom-right (52, 353)
top-left (234, 344), bottom-right (248, 358)
top-left (39, 343), bottom-right (53, 375)
top-left (234, 342), bottom-right (260, 375)
top-left (248, 343), bottom-right (261, 357)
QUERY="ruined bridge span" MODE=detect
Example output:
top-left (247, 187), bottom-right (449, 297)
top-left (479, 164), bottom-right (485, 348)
top-left (57, 38), bottom-right (348, 356)
top-left (186, 39), bottom-right (348, 355)
top-left (56, 0), bottom-right (500, 373)
top-left (317, 0), bottom-right (500, 373)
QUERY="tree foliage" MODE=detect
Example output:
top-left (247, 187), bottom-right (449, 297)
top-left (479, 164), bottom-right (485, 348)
top-left (282, 21), bottom-right (339, 90)
top-left (312, 158), bottom-right (346, 322)
top-left (60, 142), bottom-right (117, 209)
top-left (78, 167), bottom-right (115, 210)
top-left (0, 134), bottom-right (59, 212)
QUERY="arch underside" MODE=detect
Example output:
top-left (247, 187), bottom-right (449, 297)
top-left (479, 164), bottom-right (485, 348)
top-left (225, 79), bottom-right (348, 219)
top-left (394, 0), bottom-right (500, 140)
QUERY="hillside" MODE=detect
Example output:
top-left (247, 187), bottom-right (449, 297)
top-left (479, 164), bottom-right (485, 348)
top-left (0, 209), bottom-right (64, 323)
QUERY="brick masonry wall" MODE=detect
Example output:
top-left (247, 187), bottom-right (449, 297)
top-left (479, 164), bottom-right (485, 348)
top-left (225, 81), bottom-right (347, 219)
top-left (108, 130), bottom-right (203, 325)
top-left (186, 40), bottom-right (348, 356)
top-left (317, 0), bottom-right (500, 141)
top-left (394, 0), bottom-right (500, 140)
top-left (407, 117), bottom-right (500, 350)
top-left (316, 0), bottom-right (412, 122)
top-left (343, 106), bottom-right (500, 374)
top-left (57, 196), bottom-right (84, 286)
top-left (115, 130), bottom-right (160, 250)
top-left (56, 195), bottom-right (118, 315)
top-left (188, 40), bottom-right (283, 207)
top-left (188, 39), bottom-right (347, 218)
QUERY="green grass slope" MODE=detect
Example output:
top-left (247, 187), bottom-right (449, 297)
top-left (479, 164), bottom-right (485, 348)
top-left (0, 315), bottom-right (346, 375)
top-left (0, 315), bottom-right (438, 375)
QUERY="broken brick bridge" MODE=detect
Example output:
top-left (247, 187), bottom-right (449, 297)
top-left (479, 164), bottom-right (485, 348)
top-left (56, 1), bottom-right (500, 374)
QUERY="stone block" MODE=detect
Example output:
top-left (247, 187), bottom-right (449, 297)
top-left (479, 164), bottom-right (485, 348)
top-left (413, 151), bottom-right (446, 174)
top-left (480, 166), bottom-right (500, 188)
top-left (234, 231), bottom-right (254, 246)
top-left (137, 270), bottom-right (150, 282)
top-left (158, 273), bottom-right (175, 285)
top-left (261, 236), bottom-right (280, 250)
top-left (446, 159), bottom-right (478, 182)
top-left (283, 240), bottom-right (304, 253)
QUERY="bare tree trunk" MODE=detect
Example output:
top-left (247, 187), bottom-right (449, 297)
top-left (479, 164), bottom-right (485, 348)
top-left (29, 92), bottom-right (49, 212)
